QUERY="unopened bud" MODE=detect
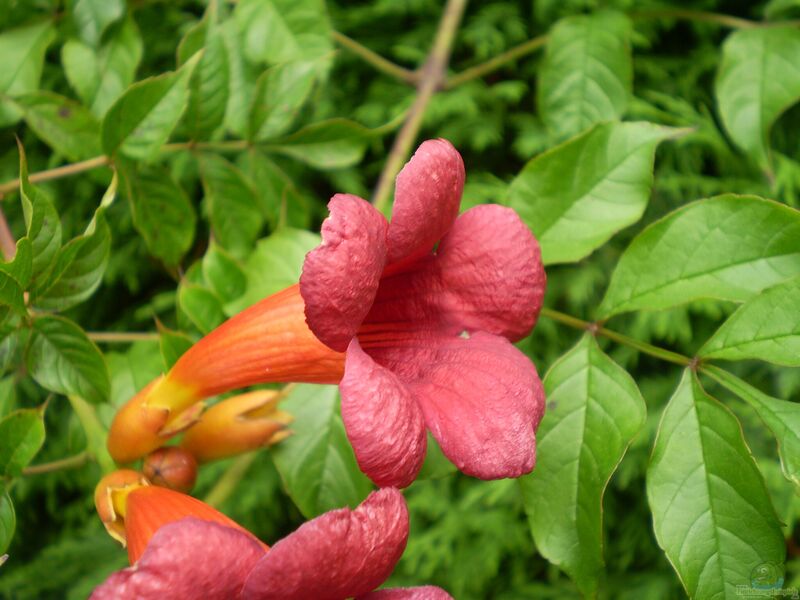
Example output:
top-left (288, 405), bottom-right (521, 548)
top-left (142, 447), bottom-right (198, 493)
top-left (180, 389), bottom-right (293, 463)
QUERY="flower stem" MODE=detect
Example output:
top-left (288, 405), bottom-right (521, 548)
top-left (22, 451), bottom-right (89, 475)
top-left (0, 155), bottom-right (110, 199)
top-left (87, 331), bottom-right (161, 343)
top-left (445, 34), bottom-right (548, 88)
top-left (371, 0), bottom-right (469, 212)
top-left (203, 452), bottom-right (257, 508)
top-left (332, 31), bottom-right (418, 85)
top-left (629, 8), bottom-right (759, 29)
top-left (540, 307), bottom-right (692, 367)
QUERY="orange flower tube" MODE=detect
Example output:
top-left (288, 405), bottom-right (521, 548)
top-left (107, 285), bottom-right (344, 464)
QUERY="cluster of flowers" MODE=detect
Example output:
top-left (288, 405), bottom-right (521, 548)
top-left (96, 140), bottom-right (546, 598)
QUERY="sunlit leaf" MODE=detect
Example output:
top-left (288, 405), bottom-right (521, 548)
top-left (202, 243), bottom-right (246, 306)
top-left (267, 119), bottom-right (371, 169)
top-left (101, 53), bottom-right (200, 160)
top-left (700, 277), bottom-right (800, 366)
top-left (716, 27), bottom-right (800, 170)
top-left (178, 281), bottom-right (225, 334)
top-left (520, 335), bottom-right (645, 596)
top-left (71, 0), bottom-right (124, 46)
top-left (599, 195), bottom-right (800, 317)
top-left (647, 370), bottom-right (785, 598)
top-left (507, 122), bottom-right (675, 264)
top-left (0, 21), bottom-right (55, 126)
top-left (538, 11), bottom-right (632, 141)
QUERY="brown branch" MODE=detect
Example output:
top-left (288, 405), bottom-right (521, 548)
top-left (371, 0), bottom-right (469, 211)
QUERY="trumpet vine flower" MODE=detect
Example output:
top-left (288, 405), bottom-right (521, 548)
top-left (108, 139), bottom-right (546, 489)
top-left (93, 472), bottom-right (451, 600)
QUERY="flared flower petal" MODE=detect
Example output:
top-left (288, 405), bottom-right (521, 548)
top-left (436, 204), bottom-right (545, 341)
top-left (367, 331), bottom-right (545, 479)
top-left (240, 488), bottom-right (408, 600)
top-left (340, 339), bottom-right (427, 488)
top-left (359, 587), bottom-right (454, 599)
top-left (387, 139), bottom-right (464, 265)
top-left (301, 194), bottom-right (389, 351)
top-left (365, 205), bottom-right (545, 342)
top-left (90, 518), bottom-right (264, 600)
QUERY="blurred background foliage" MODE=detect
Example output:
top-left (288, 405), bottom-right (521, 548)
top-left (0, 0), bottom-right (798, 598)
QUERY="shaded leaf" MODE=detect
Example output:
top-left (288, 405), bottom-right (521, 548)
top-left (199, 153), bottom-right (263, 258)
top-left (538, 11), bottom-right (632, 141)
top-left (234, 0), bottom-right (333, 65)
top-left (239, 151), bottom-right (311, 228)
top-left (18, 142), bottom-right (61, 282)
top-left (599, 195), bottom-right (800, 317)
top-left (202, 243), bottom-right (246, 305)
top-left (271, 384), bottom-right (372, 518)
top-left (15, 92), bottom-right (101, 161)
top-left (71, 0), bottom-right (124, 46)
top-left (0, 21), bottom-right (55, 126)
top-left (158, 324), bottom-right (193, 371)
top-left (27, 316), bottom-right (110, 404)
top-left (507, 122), bottom-right (675, 264)
top-left (647, 370), bottom-right (785, 599)
top-left (716, 27), bottom-right (800, 169)
top-left (101, 53), bottom-right (200, 160)
top-left (0, 488), bottom-right (13, 555)
top-left (123, 165), bottom-right (196, 266)
top-left (0, 406), bottom-right (45, 477)
top-left (267, 119), bottom-right (371, 169)
top-left (177, 282), bottom-right (225, 334)
top-left (248, 59), bottom-right (320, 141)
top-left (225, 228), bottom-right (319, 315)
top-left (700, 277), bottom-right (800, 366)
top-left (520, 335), bottom-right (645, 597)
top-left (62, 17), bottom-right (143, 118)
top-left (177, 1), bottom-right (229, 139)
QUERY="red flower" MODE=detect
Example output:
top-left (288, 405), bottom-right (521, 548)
top-left (92, 481), bottom-right (451, 600)
top-left (107, 139), bottom-right (546, 489)
top-left (300, 139), bottom-right (546, 486)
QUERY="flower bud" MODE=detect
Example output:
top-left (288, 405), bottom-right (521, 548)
top-left (180, 389), bottom-right (293, 463)
top-left (142, 447), bottom-right (198, 493)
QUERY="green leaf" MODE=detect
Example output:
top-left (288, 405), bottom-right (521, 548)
top-left (0, 21), bottom-right (55, 127)
top-left (647, 370), bottom-right (785, 598)
top-left (700, 277), bottom-right (800, 366)
top-left (106, 343), bottom-right (165, 409)
top-left (14, 92), bottom-right (101, 161)
top-left (123, 165), bottom-right (196, 266)
top-left (416, 434), bottom-right (456, 480)
top-left (71, 0), bottom-right (124, 46)
top-left (0, 406), bottom-right (45, 477)
top-left (239, 151), bottom-right (311, 228)
top-left (225, 228), bottom-right (319, 315)
top-left (62, 17), bottom-right (143, 118)
top-left (18, 143), bottom-right (61, 282)
top-left (199, 153), bottom-right (263, 258)
top-left (716, 27), bottom-right (800, 170)
top-left (234, 0), bottom-right (333, 65)
top-left (271, 384), bottom-right (372, 518)
top-left (599, 195), bottom-right (800, 317)
top-left (248, 60), bottom-right (320, 141)
top-left (157, 323), bottom-right (193, 370)
top-left (267, 119), bottom-right (371, 169)
top-left (0, 235), bottom-right (31, 318)
top-left (507, 122), bottom-right (675, 265)
top-left (220, 18), bottom-right (256, 137)
top-left (519, 335), bottom-right (645, 597)
top-left (27, 316), bottom-right (110, 404)
top-left (178, 282), bottom-right (225, 334)
top-left (68, 394), bottom-right (113, 473)
top-left (177, 1), bottom-right (229, 140)
top-left (101, 52), bottom-right (200, 160)
top-left (538, 11), bottom-right (632, 142)
top-left (0, 488), bottom-right (13, 555)
top-left (705, 365), bottom-right (800, 491)
top-left (202, 243), bottom-right (246, 305)
top-left (32, 208), bottom-right (111, 311)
